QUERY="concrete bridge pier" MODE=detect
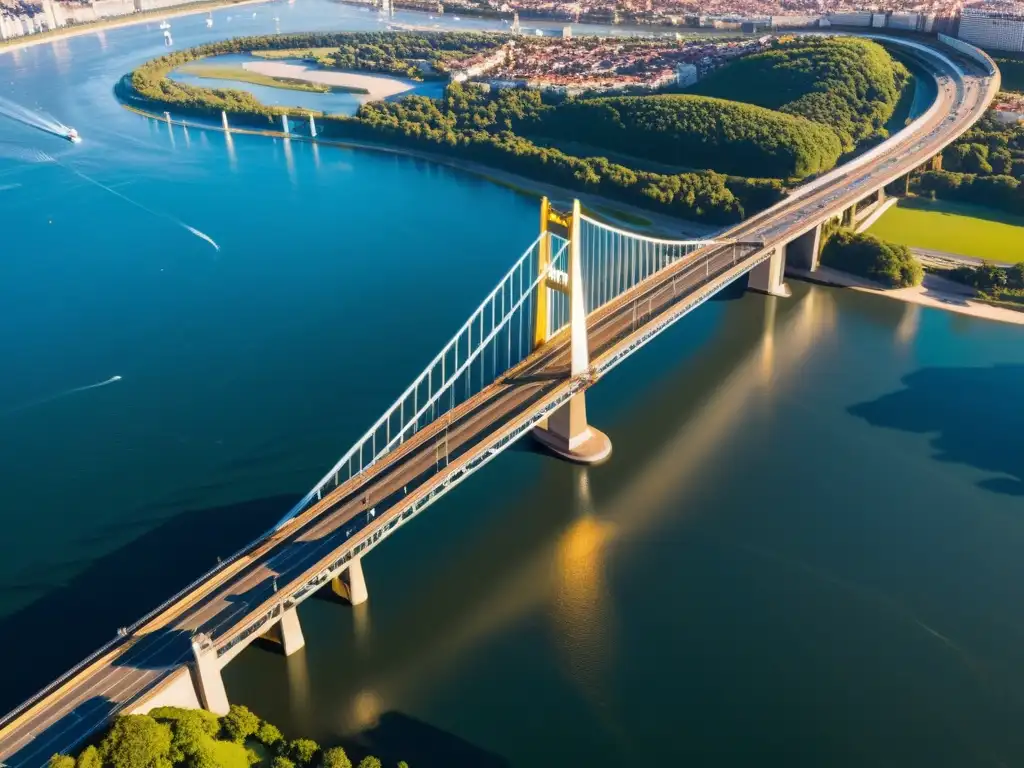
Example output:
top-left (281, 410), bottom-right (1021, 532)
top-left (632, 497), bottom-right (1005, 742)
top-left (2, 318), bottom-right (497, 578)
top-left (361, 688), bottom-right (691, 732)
top-left (747, 247), bottom-right (792, 297)
top-left (782, 223), bottom-right (823, 273)
top-left (330, 554), bottom-right (369, 605)
top-left (260, 605), bottom-right (306, 656)
top-left (190, 636), bottom-right (229, 715)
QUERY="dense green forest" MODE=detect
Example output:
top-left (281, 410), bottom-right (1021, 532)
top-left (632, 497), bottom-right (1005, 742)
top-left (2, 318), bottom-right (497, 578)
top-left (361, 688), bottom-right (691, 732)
top-left (820, 229), bottom-right (923, 287)
top-left (693, 36), bottom-right (910, 151)
top-left (312, 34), bottom-right (499, 80)
top-left (342, 83), bottom-right (766, 222)
top-left (524, 94), bottom-right (843, 179)
top-left (122, 31), bottom-right (911, 223)
top-left (48, 705), bottom-right (405, 768)
top-left (913, 111), bottom-right (1024, 216)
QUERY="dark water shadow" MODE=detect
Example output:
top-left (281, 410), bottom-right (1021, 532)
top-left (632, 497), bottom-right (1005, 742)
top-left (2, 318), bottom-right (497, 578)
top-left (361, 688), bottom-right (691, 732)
top-left (0, 493), bottom-right (299, 712)
top-left (351, 711), bottom-right (509, 768)
top-left (849, 364), bottom-right (1024, 495)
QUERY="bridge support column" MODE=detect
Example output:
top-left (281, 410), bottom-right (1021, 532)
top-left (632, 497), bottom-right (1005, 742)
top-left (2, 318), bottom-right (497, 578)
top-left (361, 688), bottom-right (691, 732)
top-left (748, 247), bottom-right (791, 298)
top-left (261, 605), bottom-right (306, 656)
top-left (783, 223), bottom-right (823, 273)
top-left (190, 636), bottom-right (230, 715)
top-left (331, 554), bottom-right (368, 606)
top-left (532, 199), bottom-right (612, 465)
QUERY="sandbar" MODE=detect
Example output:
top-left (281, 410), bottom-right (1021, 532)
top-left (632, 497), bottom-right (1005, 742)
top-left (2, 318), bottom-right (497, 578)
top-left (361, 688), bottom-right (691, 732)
top-left (242, 61), bottom-right (416, 100)
top-left (790, 265), bottom-right (1024, 326)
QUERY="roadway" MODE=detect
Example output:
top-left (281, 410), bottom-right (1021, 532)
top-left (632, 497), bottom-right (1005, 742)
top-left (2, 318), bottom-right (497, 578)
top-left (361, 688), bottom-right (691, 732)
top-left (0, 38), bottom-right (997, 767)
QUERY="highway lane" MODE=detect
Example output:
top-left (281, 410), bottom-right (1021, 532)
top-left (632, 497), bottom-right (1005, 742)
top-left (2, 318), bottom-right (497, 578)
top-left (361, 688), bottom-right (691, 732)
top-left (0, 40), bottom-right (996, 767)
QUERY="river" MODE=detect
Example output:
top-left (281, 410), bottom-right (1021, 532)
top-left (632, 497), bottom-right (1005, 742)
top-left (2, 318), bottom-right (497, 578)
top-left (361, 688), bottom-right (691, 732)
top-left (2, 4), bottom-right (1024, 766)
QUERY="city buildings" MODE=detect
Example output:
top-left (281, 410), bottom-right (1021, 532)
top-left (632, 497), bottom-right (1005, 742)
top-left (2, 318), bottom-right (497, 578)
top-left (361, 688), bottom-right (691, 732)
top-left (445, 34), bottom-right (769, 93)
top-left (957, 3), bottom-right (1024, 52)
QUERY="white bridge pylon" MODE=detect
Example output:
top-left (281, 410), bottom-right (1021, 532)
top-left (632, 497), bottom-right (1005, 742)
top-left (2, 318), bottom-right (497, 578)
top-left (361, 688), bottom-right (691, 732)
top-left (276, 199), bottom-right (729, 527)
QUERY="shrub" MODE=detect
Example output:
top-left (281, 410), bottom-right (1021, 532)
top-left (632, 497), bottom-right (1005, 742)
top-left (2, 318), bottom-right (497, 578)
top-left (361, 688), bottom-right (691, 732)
top-left (221, 705), bottom-right (262, 743)
top-left (98, 715), bottom-right (173, 768)
top-left (821, 229), bottom-right (923, 288)
top-left (288, 738), bottom-right (320, 767)
top-left (75, 746), bottom-right (101, 768)
top-left (255, 722), bottom-right (285, 750)
top-left (321, 747), bottom-right (353, 768)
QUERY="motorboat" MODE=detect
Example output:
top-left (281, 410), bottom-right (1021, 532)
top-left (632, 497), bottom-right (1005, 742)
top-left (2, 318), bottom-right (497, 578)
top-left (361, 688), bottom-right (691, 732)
top-left (158, 20), bottom-right (170, 29)
top-left (65, 127), bottom-right (81, 143)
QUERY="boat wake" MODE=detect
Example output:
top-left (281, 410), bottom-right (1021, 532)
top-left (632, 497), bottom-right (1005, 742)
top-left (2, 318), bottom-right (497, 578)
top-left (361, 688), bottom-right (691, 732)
top-left (4, 375), bottom-right (123, 417)
top-left (61, 163), bottom-right (220, 251)
top-left (0, 95), bottom-right (78, 142)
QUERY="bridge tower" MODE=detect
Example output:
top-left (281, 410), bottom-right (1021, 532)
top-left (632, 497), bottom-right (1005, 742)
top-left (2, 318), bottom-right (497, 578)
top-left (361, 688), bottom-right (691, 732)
top-left (531, 198), bottom-right (612, 464)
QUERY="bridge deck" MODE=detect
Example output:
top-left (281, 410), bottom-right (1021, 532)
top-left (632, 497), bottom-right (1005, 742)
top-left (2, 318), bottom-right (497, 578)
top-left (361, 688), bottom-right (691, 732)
top-left (0, 39), bottom-right (997, 768)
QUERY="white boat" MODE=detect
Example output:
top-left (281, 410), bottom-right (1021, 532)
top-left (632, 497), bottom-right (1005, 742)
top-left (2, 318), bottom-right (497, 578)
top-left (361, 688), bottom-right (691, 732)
top-left (65, 127), bottom-right (81, 143)
top-left (453, 15), bottom-right (460, 20)
top-left (158, 20), bottom-right (170, 29)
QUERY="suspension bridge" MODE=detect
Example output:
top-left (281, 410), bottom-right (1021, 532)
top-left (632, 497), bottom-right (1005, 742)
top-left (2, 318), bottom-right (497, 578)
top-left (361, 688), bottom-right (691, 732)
top-left (0, 33), bottom-right (999, 768)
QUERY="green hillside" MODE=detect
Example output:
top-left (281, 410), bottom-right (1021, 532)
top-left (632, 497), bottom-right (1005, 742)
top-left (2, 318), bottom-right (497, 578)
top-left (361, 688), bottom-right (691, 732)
top-left (693, 36), bottom-right (910, 150)
top-left (527, 93), bottom-right (843, 179)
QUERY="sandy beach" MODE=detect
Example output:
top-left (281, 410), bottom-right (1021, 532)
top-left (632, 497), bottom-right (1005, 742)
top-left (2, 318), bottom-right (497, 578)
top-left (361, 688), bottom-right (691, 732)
top-left (242, 60), bottom-right (416, 99)
top-left (791, 265), bottom-right (1024, 326)
top-left (0, 0), bottom-right (268, 56)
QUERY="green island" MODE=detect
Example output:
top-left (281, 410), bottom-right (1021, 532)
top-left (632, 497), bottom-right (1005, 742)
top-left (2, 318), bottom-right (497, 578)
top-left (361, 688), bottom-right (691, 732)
top-left (47, 705), bottom-right (405, 768)
top-left (118, 31), bottom-right (910, 226)
top-left (177, 63), bottom-right (369, 94)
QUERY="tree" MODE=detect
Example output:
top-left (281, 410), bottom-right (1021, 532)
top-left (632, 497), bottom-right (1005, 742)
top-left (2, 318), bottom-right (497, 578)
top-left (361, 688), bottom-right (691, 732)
top-left (397, 762), bottom-right (410, 768)
top-left (272, 758), bottom-right (296, 768)
top-left (356, 758), bottom-right (382, 768)
top-left (1009, 263), bottom-right (1024, 290)
top-left (75, 746), bottom-right (101, 768)
top-left (151, 707), bottom-right (221, 738)
top-left (256, 722), bottom-right (285, 750)
top-left (221, 705), bottom-right (262, 743)
top-left (820, 229), bottom-right (923, 288)
top-left (48, 756), bottom-right (75, 768)
top-left (321, 747), bottom-right (353, 768)
top-left (288, 738), bottom-right (320, 766)
top-left (98, 715), bottom-right (173, 768)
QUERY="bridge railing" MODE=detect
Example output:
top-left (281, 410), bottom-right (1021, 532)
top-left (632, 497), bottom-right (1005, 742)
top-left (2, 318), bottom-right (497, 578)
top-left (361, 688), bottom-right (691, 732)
top-left (277, 233), bottom-right (571, 526)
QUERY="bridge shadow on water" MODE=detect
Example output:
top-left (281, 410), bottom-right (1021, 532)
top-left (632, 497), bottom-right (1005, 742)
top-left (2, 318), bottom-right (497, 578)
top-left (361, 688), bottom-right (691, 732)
top-left (350, 712), bottom-right (509, 768)
top-left (849, 364), bottom-right (1024, 496)
top-left (0, 494), bottom-right (299, 713)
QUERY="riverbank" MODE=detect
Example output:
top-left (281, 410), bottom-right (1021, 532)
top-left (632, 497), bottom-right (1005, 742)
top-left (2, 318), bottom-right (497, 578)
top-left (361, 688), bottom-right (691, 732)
top-left (0, 0), bottom-right (269, 55)
top-left (119, 101), bottom-right (716, 238)
top-left (790, 264), bottom-right (1024, 325)
top-left (278, 135), bottom-right (719, 238)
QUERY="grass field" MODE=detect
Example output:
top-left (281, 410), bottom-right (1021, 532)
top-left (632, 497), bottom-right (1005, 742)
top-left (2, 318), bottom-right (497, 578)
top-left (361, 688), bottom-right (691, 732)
top-left (868, 197), bottom-right (1024, 263)
top-left (178, 63), bottom-right (369, 94)
top-left (251, 47), bottom-right (339, 60)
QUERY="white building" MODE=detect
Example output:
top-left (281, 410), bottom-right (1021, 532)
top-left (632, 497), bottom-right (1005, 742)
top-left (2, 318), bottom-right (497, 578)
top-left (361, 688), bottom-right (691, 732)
top-left (676, 62), bottom-right (697, 88)
top-left (958, 5), bottom-right (1024, 52)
